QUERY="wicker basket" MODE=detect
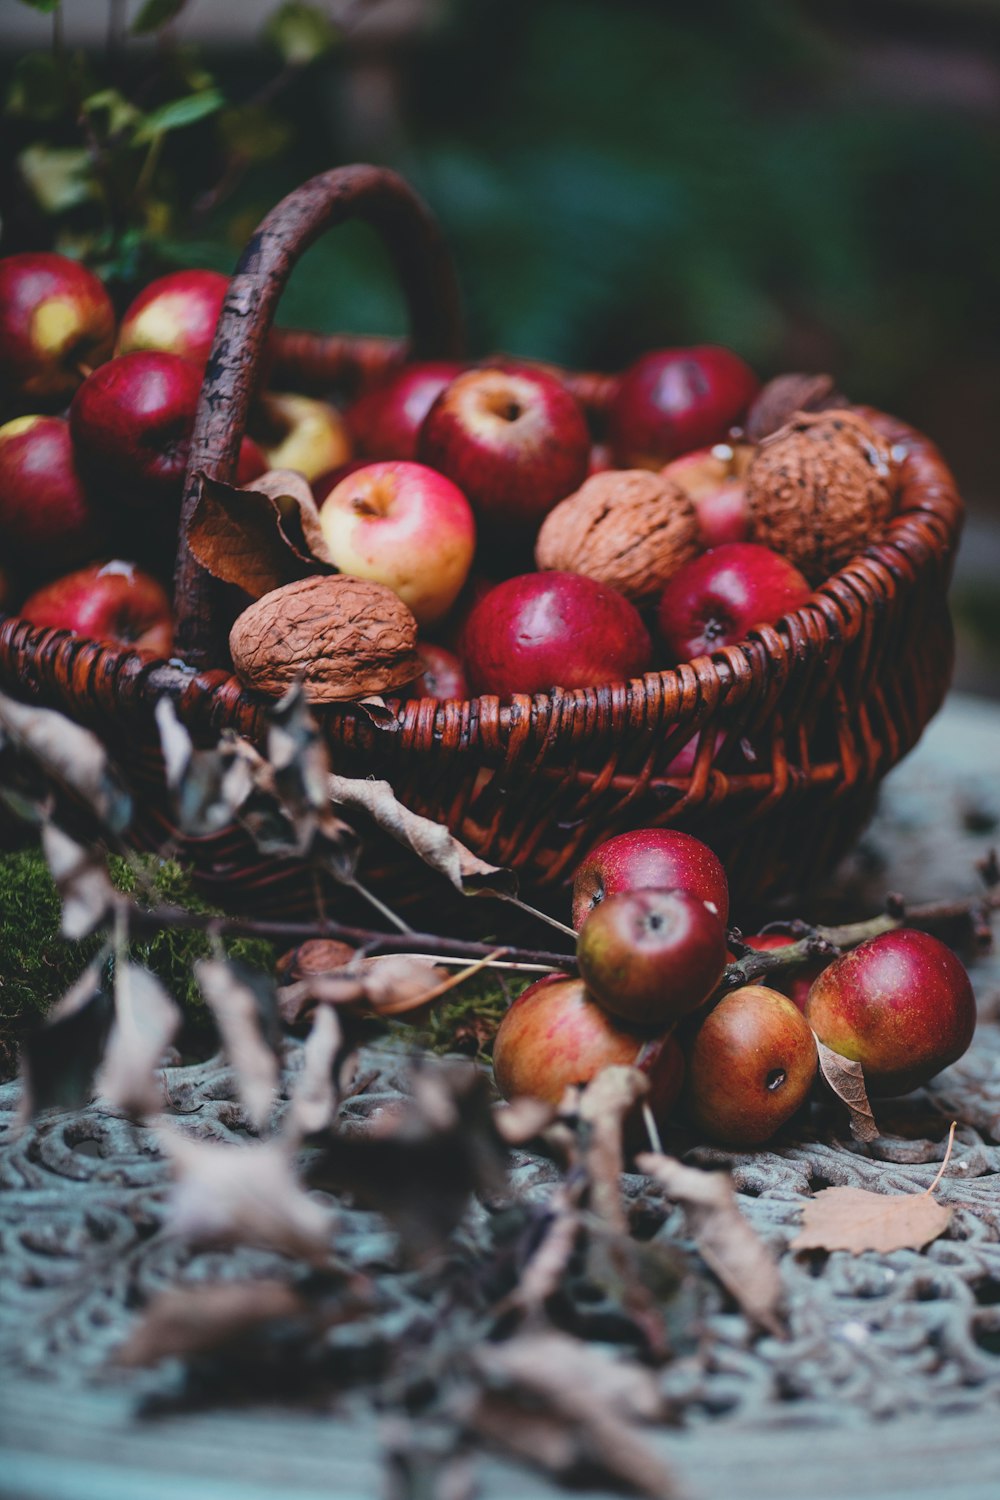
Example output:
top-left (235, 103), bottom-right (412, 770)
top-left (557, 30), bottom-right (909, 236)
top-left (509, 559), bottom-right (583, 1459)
top-left (0, 166), bottom-right (963, 921)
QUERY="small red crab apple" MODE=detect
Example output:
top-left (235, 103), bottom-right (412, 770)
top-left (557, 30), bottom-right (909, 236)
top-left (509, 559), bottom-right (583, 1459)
top-left (572, 828), bottom-right (730, 930)
top-left (0, 415), bottom-right (105, 573)
top-left (69, 351), bottom-right (202, 506)
top-left (608, 346), bottom-right (760, 468)
top-left (117, 269), bottom-right (229, 368)
top-left (347, 361), bottom-right (464, 461)
top-left (804, 929), bottom-right (976, 1096)
top-left (20, 559), bottom-right (174, 657)
top-left (0, 252), bottom-right (115, 404)
top-left (657, 542), bottom-right (812, 661)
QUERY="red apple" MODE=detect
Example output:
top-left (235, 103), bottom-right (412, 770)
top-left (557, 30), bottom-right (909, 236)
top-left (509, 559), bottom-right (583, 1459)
top-left (739, 934), bottom-right (822, 1012)
top-left (0, 253), bottom-right (115, 405)
top-left (347, 361), bottom-right (464, 461)
top-left (20, 559), bottom-right (173, 656)
top-left (317, 460), bottom-right (476, 628)
top-left (577, 888), bottom-right (727, 1029)
top-left (0, 415), bottom-right (104, 571)
top-left (69, 351), bottom-right (202, 505)
top-left (657, 542), bottom-right (812, 661)
top-left (411, 642), bottom-right (469, 701)
top-left (461, 571), bottom-right (651, 697)
top-left (117, 269), bottom-right (229, 367)
top-left (662, 442), bottom-right (753, 547)
top-left (804, 930), bottom-right (976, 1097)
top-left (418, 366), bottom-right (591, 534)
top-left (572, 828), bottom-right (729, 930)
top-left (608, 347), bottom-right (759, 468)
top-left (235, 436), bottom-right (268, 487)
top-left (252, 392), bottom-right (351, 482)
top-left (492, 974), bottom-right (685, 1123)
top-left (682, 984), bottom-right (818, 1146)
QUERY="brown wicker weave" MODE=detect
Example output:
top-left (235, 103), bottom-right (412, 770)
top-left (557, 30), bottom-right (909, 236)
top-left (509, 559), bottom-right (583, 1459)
top-left (0, 166), bottom-right (963, 919)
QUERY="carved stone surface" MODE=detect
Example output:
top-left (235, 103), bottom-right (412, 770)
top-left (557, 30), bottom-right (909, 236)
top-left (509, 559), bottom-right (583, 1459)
top-left (2, 694), bottom-right (1000, 1498)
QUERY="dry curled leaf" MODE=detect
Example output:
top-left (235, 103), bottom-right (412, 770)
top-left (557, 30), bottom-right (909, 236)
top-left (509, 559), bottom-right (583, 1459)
top-left (116, 1280), bottom-right (307, 1368)
top-left (815, 1036), bottom-right (879, 1143)
top-left (577, 1065), bottom-right (649, 1233)
top-left (284, 1005), bottom-right (344, 1142)
top-left (743, 372), bottom-right (841, 442)
top-left (41, 822), bottom-right (116, 939)
top-left (792, 1185), bottom-right (952, 1255)
top-left (637, 1152), bottom-right (783, 1336)
top-left (96, 962), bottom-right (180, 1118)
top-left (187, 470), bottom-right (321, 599)
top-left (155, 700), bottom-right (259, 837)
top-left (0, 690), bottom-right (132, 833)
top-left (194, 958), bottom-right (281, 1133)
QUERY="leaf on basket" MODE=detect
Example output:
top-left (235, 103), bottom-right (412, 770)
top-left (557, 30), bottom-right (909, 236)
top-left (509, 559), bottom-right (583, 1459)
top-left (0, 691), bottom-right (132, 832)
top-left (41, 822), bottom-right (116, 939)
top-left (155, 701), bottom-right (259, 836)
top-left (96, 962), bottom-right (180, 1118)
top-left (159, 1127), bottom-right (333, 1263)
top-left (327, 771), bottom-right (517, 897)
top-left (187, 469), bottom-right (324, 599)
top-left (195, 958), bottom-right (283, 1133)
top-left (636, 1152), bottom-right (784, 1336)
top-left (116, 1280), bottom-right (308, 1368)
top-left (20, 961), bottom-right (113, 1120)
top-left (792, 1183), bottom-right (952, 1255)
top-left (814, 1036), bottom-right (880, 1143)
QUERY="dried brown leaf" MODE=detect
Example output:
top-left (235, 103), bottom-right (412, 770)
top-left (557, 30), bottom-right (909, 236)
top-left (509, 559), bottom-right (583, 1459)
top-left (358, 954), bottom-right (451, 1015)
top-left (285, 1005), bottom-right (343, 1142)
top-left (41, 823), bottom-right (116, 939)
top-left (245, 467), bottom-right (335, 566)
top-left (187, 470), bottom-right (322, 599)
top-left (814, 1035), bottom-right (880, 1143)
top-left (578, 1065), bottom-right (649, 1233)
top-left (96, 963), bottom-right (180, 1118)
top-left (0, 690), bottom-right (132, 832)
top-left (194, 959), bottom-right (281, 1133)
top-left (327, 772), bottom-right (516, 897)
top-left (492, 1096), bottom-right (556, 1145)
top-left (159, 1127), bottom-right (332, 1263)
top-left (155, 701), bottom-right (259, 836)
top-left (116, 1280), bottom-right (306, 1368)
top-left (637, 1152), bottom-right (783, 1336)
top-left (791, 1185), bottom-right (952, 1254)
top-left (19, 961), bottom-right (113, 1121)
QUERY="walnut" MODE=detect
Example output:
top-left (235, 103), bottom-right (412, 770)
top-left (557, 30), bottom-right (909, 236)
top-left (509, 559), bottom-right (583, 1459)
top-left (746, 410), bottom-right (896, 582)
top-left (534, 470), bottom-right (700, 601)
top-left (229, 574), bottom-right (422, 701)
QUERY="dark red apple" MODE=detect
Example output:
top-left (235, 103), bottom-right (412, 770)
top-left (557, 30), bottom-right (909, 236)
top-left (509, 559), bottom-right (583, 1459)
top-left (657, 542), bottom-right (812, 661)
top-left (804, 929), bottom-right (976, 1096)
top-left (418, 366), bottom-right (591, 534)
top-left (20, 559), bottom-right (174, 656)
top-left (347, 361), bottom-right (464, 461)
top-left (117, 269), bottom-right (229, 367)
top-left (69, 351), bottom-right (202, 505)
top-left (492, 974), bottom-right (685, 1122)
top-left (0, 415), bottom-right (104, 571)
top-left (577, 888), bottom-right (727, 1029)
top-left (461, 571), bottom-right (651, 697)
top-left (683, 985), bottom-right (818, 1146)
top-left (0, 252), bottom-right (115, 404)
top-left (572, 828), bottom-right (729, 930)
top-left (411, 642), bottom-right (469, 701)
top-left (608, 347), bottom-right (760, 468)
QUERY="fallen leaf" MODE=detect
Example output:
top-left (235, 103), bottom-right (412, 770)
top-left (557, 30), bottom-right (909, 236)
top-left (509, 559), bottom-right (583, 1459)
top-left (20, 960), bottom-right (113, 1120)
top-left (327, 772), bottom-right (516, 897)
top-left (814, 1036), bottom-right (879, 1143)
top-left (116, 1280), bottom-right (307, 1367)
top-left (96, 962), bottom-right (180, 1118)
top-left (637, 1152), bottom-right (783, 1336)
top-left (195, 958), bottom-right (282, 1133)
top-left (284, 1005), bottom-right (344, 1142)
top-left (275, 954), bottom-right (450, 1026)
top-left (41, 822), bottom-right (116, 938)
top-left (159, 1127), bottom-right (333, 1263)
top-left (187, 470), bottom-right (320, 598)
top-left (577, 1066), bottom-right (648, 1233)
top-left (0, 691), bottom-right (132, 833)
top-left (792, 1184), bottom-right (952, 1255)
top-left (492, 1096), bottom-right (556, 1146)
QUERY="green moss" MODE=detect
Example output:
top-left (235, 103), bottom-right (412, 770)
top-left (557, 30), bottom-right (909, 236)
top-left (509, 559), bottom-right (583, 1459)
top-left (395, 970), bottom-right (529, 1062)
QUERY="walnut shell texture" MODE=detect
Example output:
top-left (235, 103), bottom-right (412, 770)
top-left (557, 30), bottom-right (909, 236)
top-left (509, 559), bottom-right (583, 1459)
top-left (746, 410), bottom-right (896, 582)
top-left (229, 574), bottom-right (422, 701)
top-left (534, 469), bottom-right (700, 601)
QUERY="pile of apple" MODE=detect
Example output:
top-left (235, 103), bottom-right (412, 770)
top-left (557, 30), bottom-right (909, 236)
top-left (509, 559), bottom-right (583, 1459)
top-left (0, 249), bottom-right (836, 708)
top-left (494, 828), bottom-right (976, 1147)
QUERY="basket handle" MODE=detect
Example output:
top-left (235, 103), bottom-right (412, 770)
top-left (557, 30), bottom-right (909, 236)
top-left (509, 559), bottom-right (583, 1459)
top-left (174, 164), bottom-right (465, 667)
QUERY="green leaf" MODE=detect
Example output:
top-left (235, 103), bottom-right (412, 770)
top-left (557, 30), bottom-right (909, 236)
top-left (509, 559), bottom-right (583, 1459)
top-left (133, 88), bottom-right (224, 143)
top-left (132, 0), bottom-right (188, 34)
top-left (263, 2), bottom-right (340, 66)
top-left (219, 103), bottom-right (292, 163)
top-left (83, 87), bottom-right (142, 137)
top-left (6, 53), bottom-right (67, 122)
top-left (18, 144), bottom-right (94, 214)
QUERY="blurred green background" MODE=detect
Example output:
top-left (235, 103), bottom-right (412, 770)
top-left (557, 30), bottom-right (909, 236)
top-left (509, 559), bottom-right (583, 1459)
top-left (3, 0), bottom-right (999, 691)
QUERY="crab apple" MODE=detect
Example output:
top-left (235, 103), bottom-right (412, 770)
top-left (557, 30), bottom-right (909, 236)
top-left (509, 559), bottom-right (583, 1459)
top-left (608, 347), bottom-right (759, 468)
top-left (683, 985), bottom-right (818, 1146)
top-left (254, 393), bottom-right (351, 482)
top-left (804, 929), bottom-right (976, 1096)
top-left (461, 571), bottom-right (651, 697)
top-left (411, 642), bottom-right (469, 701)
top-left (572, 828), bottom-right (729, 931)
top-left (117, 269), bottom-right (229, 367)
top-left (418, 366), bottom-right (591, 534)
top-left (0, 253), bottom-right (115, 405)
top-left (0, 415), bottom-right (104, 571)
top-left (577, 888), bottom-right (727, 1029)
top-left (663, 442), bottom-right (753, 547)
top-left (20, 559), bottom-right (173, 657)
top-left (740, 934), bottom-right (822, 1011)
top-left (69, 351), bottom-right (202, 505)
top-left (492, 974), bottom-right (685, 1121)
top-left (347, 361), bottom-right (463, 461)
top-left (318, 460), bottom-right (476, 628)
top-left (657, 542), bottom-right (812, 662)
